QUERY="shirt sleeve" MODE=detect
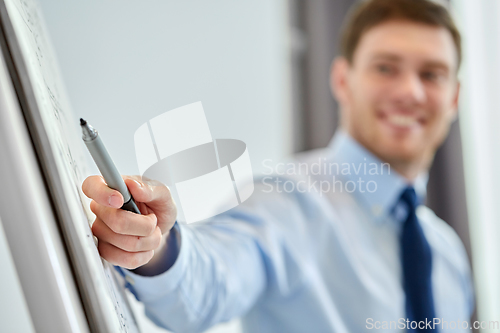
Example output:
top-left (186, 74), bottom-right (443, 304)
top-left (118, 208), bottom-right (270, 332)
top-left (115, 176), bottom-right (315, 332)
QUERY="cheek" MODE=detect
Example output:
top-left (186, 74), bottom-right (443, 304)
top-left (425, 96), bottom-right (456, 143)
top-left (429, 88), bottom-right (456, 120)
top-left (434, 109), bottom-right (455, 136)
top-left (349, 80), bottom-right (380, 116)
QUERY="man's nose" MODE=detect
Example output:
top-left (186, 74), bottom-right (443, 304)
top-left (394, 72), bottom-right (427, 105)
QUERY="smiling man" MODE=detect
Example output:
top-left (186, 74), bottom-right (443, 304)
top-left (334, 9), bottom-right (460, 181)
top-left (83, 0), bottom-right (473, 332)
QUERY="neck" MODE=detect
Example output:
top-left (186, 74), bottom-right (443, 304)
top-left (340, 127), bottom-right (432, 182)
top-left (385, 157), bottom-right (431, 182)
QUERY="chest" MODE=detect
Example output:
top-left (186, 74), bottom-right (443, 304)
top-left (302, 195), bottom-right (470, 324)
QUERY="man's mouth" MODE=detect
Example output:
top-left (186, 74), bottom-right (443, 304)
top-left (385, 114), bottom-right (420, 128)
top-left (377, 110), bottom-right (425, 131)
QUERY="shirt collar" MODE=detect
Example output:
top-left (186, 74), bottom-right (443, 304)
top-left (326, 130), bottom-right (428, 223)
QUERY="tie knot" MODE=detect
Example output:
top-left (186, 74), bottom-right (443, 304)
top-left (400, 186), bottom-right (418, 210)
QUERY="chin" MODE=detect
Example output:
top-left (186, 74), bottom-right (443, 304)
top-left (376, 135), bottom-right (424, 164)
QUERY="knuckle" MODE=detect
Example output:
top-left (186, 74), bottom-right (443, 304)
top-left (91, 220), bottom-right (101, 236)
top-left (145, 216), bottom-right (157, 235)
top-left (81, 178), bottom-right (91, 196)
top-left (96, 241), bottom-right (104, 255)
top-left (82, 176), bottom-right (100, 197)
top-left (145, 250), bottom-right (155, 264)
top-left (164, 184), bottom-right (172, 198)
top-left (145, 224), bottom-right (155, 237)
top-left (153, 233), bottom-right (162, 249)
top-left (167, 200), bottom-right (177, 222)
top-left (165, 188), bottom-right (176, 210)
top-left (89, 200), bottom-right (98, 214)
top-left (92, 221), bottom-right (109, 244)
top-left (97, 241), bottom-right (112, 261)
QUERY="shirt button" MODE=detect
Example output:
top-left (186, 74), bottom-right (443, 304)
top-left (125, 275), bottom-right (135, 285)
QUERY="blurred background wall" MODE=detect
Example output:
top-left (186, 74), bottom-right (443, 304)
top-left (0, 0), bottom-right (491, 332)
top-left (38, 0), bottom-right (293, 177)
top-left (454, 1), bottom-right (500, 331)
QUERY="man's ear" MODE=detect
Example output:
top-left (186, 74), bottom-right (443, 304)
top-left (330, 57), bottom-right (351, 108)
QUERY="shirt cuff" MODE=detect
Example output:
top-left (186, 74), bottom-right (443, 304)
top-left (115, 222), bottom-right (190, 303)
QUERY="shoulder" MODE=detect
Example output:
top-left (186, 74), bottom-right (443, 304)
top-left (236, 147), bottom-right (338, 225)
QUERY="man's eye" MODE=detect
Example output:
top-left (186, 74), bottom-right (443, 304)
top-left (421, 71), bottom-right (440, 81)
top-left (376, 64), bottom-right (394, 74)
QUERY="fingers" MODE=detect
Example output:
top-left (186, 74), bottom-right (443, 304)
top-left (123, 176), bottom-right (172, 205)
top-left (82, 175), bottom-right (171, 208)
top-left (90, 200), bottom-right (157, 236)
top-left (122, 177), bottom-right (177, 234)
top-left (83, 174), bottom-right (174, 269)
top-left (82, 175), bottom-right (124, 208)
top-left (92, 218), bottom-right (162, 252)
top-left (97, 241), bottom-right (155, 270)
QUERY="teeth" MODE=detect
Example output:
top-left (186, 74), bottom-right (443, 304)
top-left (387, 114), bottom-right (417, 127)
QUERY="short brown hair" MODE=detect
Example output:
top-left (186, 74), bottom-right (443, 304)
top-left (340, 0), bottom-right (462, 70)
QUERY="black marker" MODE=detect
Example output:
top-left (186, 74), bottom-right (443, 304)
top-left (80, 118), bottom-right (141, 214)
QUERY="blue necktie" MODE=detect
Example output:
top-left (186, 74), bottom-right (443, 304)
top-left (400, 187), bottom-right (437, 331)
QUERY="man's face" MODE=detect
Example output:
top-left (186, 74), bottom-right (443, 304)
top-left (332, 20), bottom-right (460, 178)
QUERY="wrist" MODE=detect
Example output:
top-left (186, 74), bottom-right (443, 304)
top-left (131, 224), bottom-right (180, 276)
top-left (149, 230), bottom-right (171, 265)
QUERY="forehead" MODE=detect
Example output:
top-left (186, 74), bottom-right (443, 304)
top-left (353, 20), bottom-right (458, 70)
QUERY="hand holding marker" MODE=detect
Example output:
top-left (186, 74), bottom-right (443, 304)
top-left (80, 118), bottom-right (141, 214)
